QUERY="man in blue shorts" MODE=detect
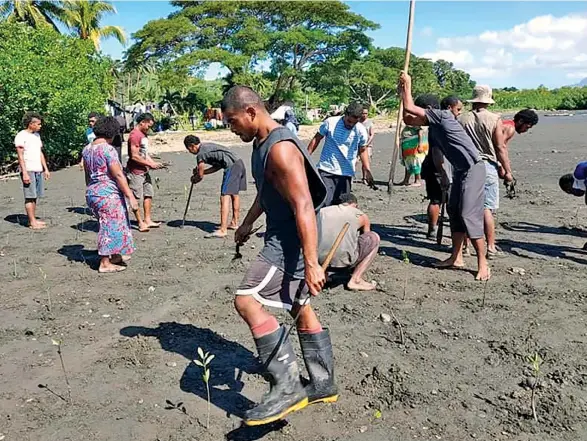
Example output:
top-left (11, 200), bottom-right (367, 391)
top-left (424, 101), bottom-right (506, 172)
top-left (184, 135), bottom-right (247, 238)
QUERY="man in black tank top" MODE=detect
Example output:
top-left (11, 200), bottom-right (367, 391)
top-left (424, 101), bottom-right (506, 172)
top-left (221, 86), bottom-right (338, 426)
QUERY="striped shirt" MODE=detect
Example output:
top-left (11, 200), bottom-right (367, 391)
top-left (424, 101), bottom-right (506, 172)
top-left (317, 116), bottom-right (368, 177)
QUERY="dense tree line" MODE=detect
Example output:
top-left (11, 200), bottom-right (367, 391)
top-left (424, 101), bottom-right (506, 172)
top-left (2, 0), bottom-right (587, 170)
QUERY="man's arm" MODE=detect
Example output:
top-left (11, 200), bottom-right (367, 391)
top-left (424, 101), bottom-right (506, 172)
top-left (129, 142), bottom-right (160, 169)
top-left (398, 72), bottom-right (428, 126)
top-left (41, 150), bottom-right (50, 179)
top-left (366, 125), bottom-right (375, 146)
top-left (307, 132), bottom-right (324, 155)
top-left (493, 119), bottom-right (513, 182)
top-left (235, 194), bottom-right (264, 245)
top-left (15, 145), bottom-right (29, 184)
top-left (194, 161), bottom-right (221, 180)
top-left (358, 213), bottom-right (371, 233)
top-left (266, 141), bottom-right (325, 295)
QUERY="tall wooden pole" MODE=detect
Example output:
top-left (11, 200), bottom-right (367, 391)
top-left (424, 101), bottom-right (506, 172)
top-left (387, 0), bottom-right (416, 193)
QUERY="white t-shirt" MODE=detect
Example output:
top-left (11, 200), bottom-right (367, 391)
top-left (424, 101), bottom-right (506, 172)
top-left (14, 130), bottom-right (43, 172)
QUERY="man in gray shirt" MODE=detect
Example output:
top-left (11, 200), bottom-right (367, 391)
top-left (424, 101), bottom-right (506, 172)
top-left (398, 72), bottom-right (490, 281)
top-left (184, 135), bottom-right (247, 238)
top-left (317, 193), bottom-right (380, 291)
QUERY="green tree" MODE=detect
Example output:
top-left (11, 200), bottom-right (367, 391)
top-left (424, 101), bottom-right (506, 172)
top-left (0, 22), bottom-right (112, 168)
top-left (61, 0), bottom-right (126, 51)
top-left (0, 0), bottom-right (64, 31)
top-left (432, 59), bottom-right (475, 97)
top-left (125, 0), bottom-right (377, 108)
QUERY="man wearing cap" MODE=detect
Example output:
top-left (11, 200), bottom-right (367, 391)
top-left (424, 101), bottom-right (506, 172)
top-left (458, 85), bottom-right (513, 259)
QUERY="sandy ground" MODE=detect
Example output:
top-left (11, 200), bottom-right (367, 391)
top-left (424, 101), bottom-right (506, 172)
top-left (1, 114), bottom-right (586, 441)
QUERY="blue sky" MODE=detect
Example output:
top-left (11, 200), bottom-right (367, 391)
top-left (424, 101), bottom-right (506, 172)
top-left (100, 1), bottom-right (587, 89)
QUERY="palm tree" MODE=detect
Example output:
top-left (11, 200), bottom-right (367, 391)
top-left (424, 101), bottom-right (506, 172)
top-left (0, 0), bottom-right (65, 31)
top-left (61, 0), bottom-right (126, 51)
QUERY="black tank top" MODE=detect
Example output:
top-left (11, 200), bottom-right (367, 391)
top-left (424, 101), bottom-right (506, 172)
top-left (252, 126), bottom-right (326, 278)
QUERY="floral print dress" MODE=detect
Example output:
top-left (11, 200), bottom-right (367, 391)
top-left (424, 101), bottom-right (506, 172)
top-left (83, 142), bottom-right (135, 257)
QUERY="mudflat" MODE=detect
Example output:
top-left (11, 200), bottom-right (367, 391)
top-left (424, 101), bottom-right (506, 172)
top-left (1, 115), bottom-right (586, 441)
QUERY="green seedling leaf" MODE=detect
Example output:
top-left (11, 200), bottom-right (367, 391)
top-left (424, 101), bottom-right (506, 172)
top-left (374, 409), bottom-right (382, 419)
top-left (51, 338), bottom-right (61, 346)
top-left (194, 360), bottom-right (204, 367)
top-left (197, 347), bottom-right (205, 360)
top-left (402, 250), bottom-right (410, 264)
top-left (205, 354), bottom-right (215, 364)
top-left (203, 369), bottom-right (210, 383)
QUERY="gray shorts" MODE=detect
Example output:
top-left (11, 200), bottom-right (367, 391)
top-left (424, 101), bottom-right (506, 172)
top-left (484, 161), bottom-right (499, 211)
top-left (447, 161), bottom-right (486, 240)
top-left (22, 171), bottom-right (44, 200)
top-left (235, 256), bottom-right (309, 311)
top-left (127, 172), bottom-right (154, 200)
top-left (221, 159), bottom-right (247, 196)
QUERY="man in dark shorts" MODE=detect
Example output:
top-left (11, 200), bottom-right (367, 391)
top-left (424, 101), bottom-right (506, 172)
top-left (307, 102), bottom-right (374, 206)
top-left (184, 135), bottom-right (247, 238)
top-left (222, 86), bottom-right (336, 426)
top-left (317, 193), bottom-right (380, 291)
top-left (399, 72), bottom-right (490, 281)
top-left (559, 161), bottom-right (587, 250)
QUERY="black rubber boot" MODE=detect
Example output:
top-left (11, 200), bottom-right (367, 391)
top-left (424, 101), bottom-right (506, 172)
top-left (298, 328), bottom-right (339, 405)
top-left (244, 326), bottom-right (308, 426)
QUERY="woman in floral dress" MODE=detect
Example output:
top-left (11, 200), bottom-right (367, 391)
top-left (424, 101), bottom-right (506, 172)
top-left (83, 116), bottom-right (138, 273)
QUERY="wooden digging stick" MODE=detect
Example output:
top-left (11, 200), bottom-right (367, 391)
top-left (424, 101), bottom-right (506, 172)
top-left (283, 222), bottom-right (350, 342)
top-left (387, 0), bottom-right (416, 194)
top-left (181, 182), bottom-right (195, 228)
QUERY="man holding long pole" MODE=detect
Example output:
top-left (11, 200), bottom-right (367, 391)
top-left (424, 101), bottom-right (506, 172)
top-left (398, 72), bottom-right (490, 281)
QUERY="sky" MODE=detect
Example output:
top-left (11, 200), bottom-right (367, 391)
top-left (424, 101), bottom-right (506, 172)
top-left (100, 1), bottom-right (587, 89)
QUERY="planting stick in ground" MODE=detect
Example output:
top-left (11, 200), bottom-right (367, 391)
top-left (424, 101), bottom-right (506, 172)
top-left (51, 339), bottom-right (72, 404)
top-left (39, 267), bottom-right (51, 313)
top-left (181, 182), bottom-right (195, 228)
top-left (389, 309), bottom-right (405, 345)
top-left (526, 352), bottom-right (543, 422)
top-left (481, 279), bottom-right (489, 308)
top-left (194, 347), bottom-right (215, 429)
top-left (402, 250), bottom-right (410, 300)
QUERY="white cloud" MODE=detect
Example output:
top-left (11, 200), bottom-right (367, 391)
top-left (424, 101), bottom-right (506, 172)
top-left (419, 14), bottom-right (587, 87)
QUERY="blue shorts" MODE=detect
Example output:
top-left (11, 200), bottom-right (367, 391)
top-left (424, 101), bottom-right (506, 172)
top-left (484, 161), bottom-right (499, 211)
top-left (22, 171), bottom-right (44, 200)
top-left (221, 159), bottom-right (247, 196)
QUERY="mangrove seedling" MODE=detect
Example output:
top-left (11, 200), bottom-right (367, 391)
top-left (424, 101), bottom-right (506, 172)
top-left (526, 352), bottom-right (543, 422)
top-left (39, 267), bottom-right (51, 313)
top-left (194, 347), bottom-right (215, 429)
top-left (52, 339), bottom-right (72, 404)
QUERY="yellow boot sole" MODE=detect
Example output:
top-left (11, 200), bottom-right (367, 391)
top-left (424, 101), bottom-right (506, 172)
top-left (244, 397), bottom-right (309, 426)
top-left (309, 394), bottom-right (339, 405)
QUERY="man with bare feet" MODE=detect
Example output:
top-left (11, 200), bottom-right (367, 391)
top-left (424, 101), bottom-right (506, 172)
top-left (15, 112), bottom-right (50, 229)
top-left (398, 72), bottom-right (490, 281)
top-left (222, 86), bottom-right (337, 426)
top-left (126, 113), bottom-right (164, 232)
top-left (317, 193), bottom-right (380, 291)
top-left (184, 135), bottom-right (247, 238)
top-left (458, 85), bottom-right (514, 259)
top-left (559, 161), bottom-right (587, 250)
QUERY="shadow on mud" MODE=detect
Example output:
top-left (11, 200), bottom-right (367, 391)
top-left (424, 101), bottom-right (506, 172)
top-left (120, 322), bottom-right (259, 421)
top-left (66, 206), bottom-right (93, 216)
top-left (57, 244), bottom-right (98, 269)
top-left (4, 214), bottom-right (28, 227)
top-left (499, 238), bottom-right (587, 265)
top-left (501, 221), bottom-right (587, 238)
top-left (225, 420), bottom-right (288, 441)
top-left (166, 219), bottom-right (217, 232)
top-left (70, 220), bottom-right (99, 233)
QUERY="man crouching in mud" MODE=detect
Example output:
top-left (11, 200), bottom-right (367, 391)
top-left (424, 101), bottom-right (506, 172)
top-left (221, 86), bottom-right (337, 426)
top-left (560, 161), bottom-right (587, 250)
